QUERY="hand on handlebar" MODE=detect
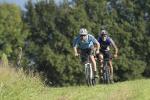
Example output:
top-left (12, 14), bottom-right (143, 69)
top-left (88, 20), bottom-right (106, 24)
top-left (114, 54), bottom-right (118, 58)
top-left (75, 52), bottom-right (79, 57)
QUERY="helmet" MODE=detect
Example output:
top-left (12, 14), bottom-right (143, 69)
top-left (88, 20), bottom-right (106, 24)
top-left (79, 28), bottom-right (88, 35)
top-left (100, 30), bottom-right (108, 36)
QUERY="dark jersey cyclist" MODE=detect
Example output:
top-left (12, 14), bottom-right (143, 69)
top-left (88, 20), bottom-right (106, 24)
top-left (98, 30), bottom-right (118, 83)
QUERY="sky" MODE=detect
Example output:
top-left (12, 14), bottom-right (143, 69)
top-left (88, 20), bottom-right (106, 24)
top-left (0, 0), bottom-right (65, 10)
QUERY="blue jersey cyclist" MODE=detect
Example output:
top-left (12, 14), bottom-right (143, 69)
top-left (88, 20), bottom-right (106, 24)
top-left (73, 28), bottom-right (100, 78)
top-left (98, 30), bottom-right (118, 83)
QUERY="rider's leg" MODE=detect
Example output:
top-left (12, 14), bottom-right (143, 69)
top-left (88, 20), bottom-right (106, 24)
top-left (109, 59), bottom-right (114, 82)
top-left (90, 55), bottom-right (97, 71)
top-left (98, 54), bottom-right (103, 79)
top-left (89, 55), bottom-right (98, 78)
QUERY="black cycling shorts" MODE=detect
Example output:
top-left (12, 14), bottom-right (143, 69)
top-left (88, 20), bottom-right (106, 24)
top-left (80, 48), bottom-right (95, 63)
top-left (100, 50), bottom-right (112, 60)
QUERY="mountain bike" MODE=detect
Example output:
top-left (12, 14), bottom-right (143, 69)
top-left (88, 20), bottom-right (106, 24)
top-left (102, 57), bottom-right (111, 84)
top-left (84, 55), bottom-right (96, 86)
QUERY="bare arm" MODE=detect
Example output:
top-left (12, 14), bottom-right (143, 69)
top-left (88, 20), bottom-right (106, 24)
top-left (73, 46), bottom-right (79, 56)
top-left (90, 34), bottom-right (100, 53)
top-left (110, 38), bottom-right (118, 56)
top-left (73, 37), bottom-right (79, 56)
top-left (95, 40), bottom-right (100, 53)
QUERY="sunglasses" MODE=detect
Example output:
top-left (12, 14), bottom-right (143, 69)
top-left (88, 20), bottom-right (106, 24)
top-left (80, 35), bottom-right (86, 37)
top-left (102, 34), bottom-right (107, 37)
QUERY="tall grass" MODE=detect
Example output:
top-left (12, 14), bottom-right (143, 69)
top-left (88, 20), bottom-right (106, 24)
top-left (0, 65), bottom-right (45, 100)
top-left (0, 65), bottom-right (150, 100)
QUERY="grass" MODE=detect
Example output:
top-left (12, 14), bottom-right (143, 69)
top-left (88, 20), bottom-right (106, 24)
top-left (0, 66), bottom-right (150, 100)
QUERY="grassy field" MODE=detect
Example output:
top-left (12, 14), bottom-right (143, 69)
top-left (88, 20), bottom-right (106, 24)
top-left (0, 66), bottom-right (150, 100)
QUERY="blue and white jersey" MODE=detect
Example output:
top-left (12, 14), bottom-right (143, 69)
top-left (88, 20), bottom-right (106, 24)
top-left (98, 36), bottom-right (115, 51)
top-left (73, 34), bottom-right (97, 49)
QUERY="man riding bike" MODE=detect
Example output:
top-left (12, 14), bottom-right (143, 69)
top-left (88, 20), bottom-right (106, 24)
top-left (97, 30), bottom-right (118, 83)
top-left (73, 28), bottom-right (100, 78)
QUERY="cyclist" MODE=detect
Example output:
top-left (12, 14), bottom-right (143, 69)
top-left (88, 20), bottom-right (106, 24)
top-left (73, 28), bottom-right (100, 78)
top-left (97, 30), bottom-right (118, 83)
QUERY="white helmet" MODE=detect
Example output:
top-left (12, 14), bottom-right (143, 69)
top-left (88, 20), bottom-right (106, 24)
top-left (79, 28), bottom-right (88, 35)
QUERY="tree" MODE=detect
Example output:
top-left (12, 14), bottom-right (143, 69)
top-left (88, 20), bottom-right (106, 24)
top-left (0, 4), bottom-right (28, 64)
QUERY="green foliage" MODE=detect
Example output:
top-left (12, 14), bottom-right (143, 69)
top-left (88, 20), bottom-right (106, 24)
top-left (0, 4), bottom-right (29, 62)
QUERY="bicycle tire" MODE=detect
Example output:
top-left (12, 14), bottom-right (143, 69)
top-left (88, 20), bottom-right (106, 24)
top-left (103, 60), bottom-right (111, 84)
top-left (85, 63), bottom-right (95, 86)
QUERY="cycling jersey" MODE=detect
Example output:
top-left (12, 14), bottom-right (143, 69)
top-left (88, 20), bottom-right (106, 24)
top-left (98, 36), bottom-right (115, 51)
top-left (73, 34), bottom-right (97, 49)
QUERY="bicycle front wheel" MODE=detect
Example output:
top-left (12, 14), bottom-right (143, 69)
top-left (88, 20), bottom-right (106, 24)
top-left (103, 61), bottom-right (110, 84)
